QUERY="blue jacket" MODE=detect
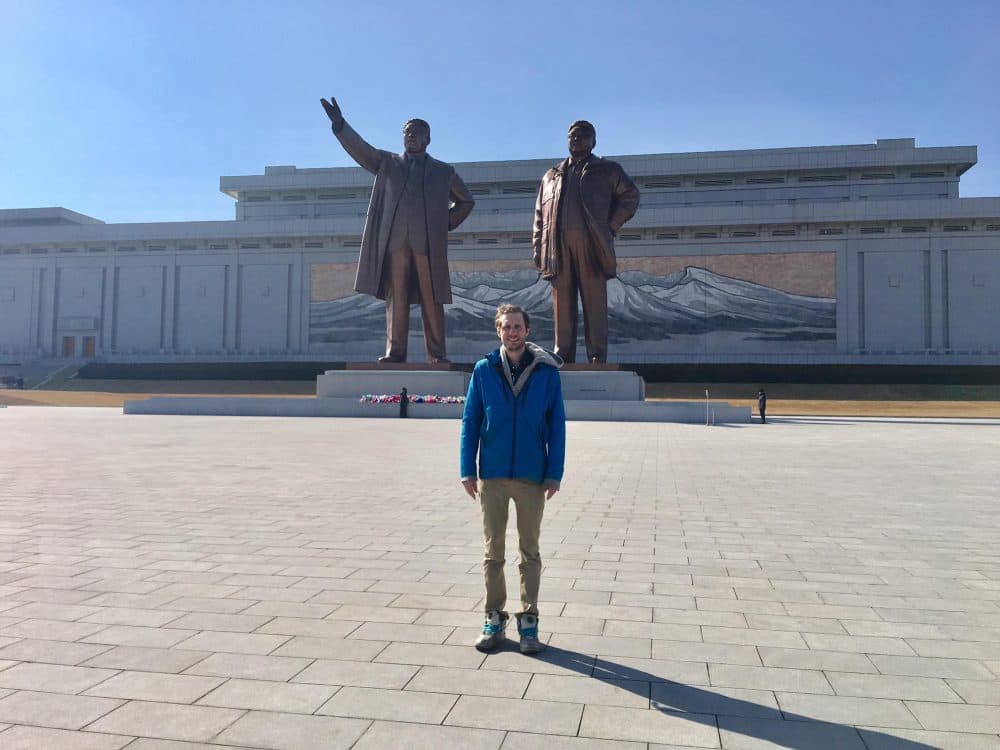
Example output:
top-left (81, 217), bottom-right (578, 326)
top-left (460, 342), bottom-right (566, 486)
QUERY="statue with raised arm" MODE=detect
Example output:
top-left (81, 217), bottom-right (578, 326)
top-left (321, 97), bottom-right (475, 363)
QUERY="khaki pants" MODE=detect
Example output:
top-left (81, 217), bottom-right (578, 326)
top-left (480, 478), bottom-right (545, 617)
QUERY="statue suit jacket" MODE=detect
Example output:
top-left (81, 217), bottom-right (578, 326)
top-left (334, 121), bottom-right (475, 304)
top-left (532, 155), bottom-right (639, 280)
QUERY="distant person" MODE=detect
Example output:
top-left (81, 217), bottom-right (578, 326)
top-left (757, 388), bottom-right (767, 423)
top-left (460, 304), bottom-right (565, 654)
top-left (399, 387), bottom-right (409, 418)
top-left (16, 377), bottom-right (24, 389)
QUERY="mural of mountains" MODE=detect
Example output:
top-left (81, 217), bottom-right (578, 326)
top-left (310, 266), bottom-right (835, 348)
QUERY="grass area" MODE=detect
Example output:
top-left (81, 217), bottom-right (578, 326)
top-left (2, 379), bottom-right (999, 417)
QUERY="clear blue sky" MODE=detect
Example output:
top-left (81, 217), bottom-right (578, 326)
top-left (2, 0), bottom-right (998, 224)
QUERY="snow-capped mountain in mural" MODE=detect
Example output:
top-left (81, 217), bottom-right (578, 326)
top-left (309, 266), bottom-right (835, 346)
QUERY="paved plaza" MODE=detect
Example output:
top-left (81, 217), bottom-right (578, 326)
top-left (0, 407), bottom-right (998, 749)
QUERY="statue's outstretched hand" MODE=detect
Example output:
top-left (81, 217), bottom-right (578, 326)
top-left (320, 97), bottom-right (344, 128)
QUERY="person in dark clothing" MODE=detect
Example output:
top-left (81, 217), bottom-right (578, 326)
top-left (757, 389), bottom-right (767, 423)
top-left (399, 387), bottom-right (409, 418)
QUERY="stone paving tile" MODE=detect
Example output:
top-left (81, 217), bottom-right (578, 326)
top-left (353, 719), bottom-right (504, 750)
top-left (80, 608), bottom-right (185, 628)
top-left (162, 597), bottom-right (257, 614)
top-left (758, 646), bottom-right (878, 673)
top-left (323, 604), bottom-right (424, 623)
top-left (182, 652), bottom-right (311, 682)
top-left (317, 685), bottom-right (458, 723)
top-left (123, 739), bottom-right (258, 750)
top-left (348, 621), bottom-right (453, 644)
top-left (0, 725), bottom-right (133, 750)
top-left (709, 665), bottom-right (833, 694)
top-left (375, 642), bottom-right (485, 668)
top-left (82, 625), bottom-right (198, 649)
top-left (254, 617), bottom-right (360, 639)
top-left (945, 678), bottom-right (1000, 705)
top-left (905, 701), bottom-right (1000, 733)
top-left (593, 656), bottom-right (711, 685)
top-left (214, 709), bottom-right (370, 749)
top-left (174, 631), bottom-right (291, 655)
top-left (84, 671), bottom-right (223, 703)
top-left (776, 691), bottom-right (920, 729)
top-left (0, 690), bottom-right (123, 730)
top-left (405, 665), bottom-right (529, 697)
top-left (652, 641), bottom-right (761, 666)
top-left (652, 609), bottom-right (747, 628)
top-left (870, 654), bottom-right (997, 679)
top-left (197, 678), bottom-right (336, 713)
top-left (501, 733), bottom-right (645, 750)
top-left (701, 627), bottom-right (808, 649)
top-left (579, 705), bottom-right (720, 747)
top-left (548, 633), bottom-right (652, 659)
top-left (802, 633), bottom-right (917, 655)
top-left (0, 662), bottom-right (119, 693)
top-left (0, 618), bottom-right (107, 641)
top-left (717, 715), bottom-right (867, 749)
top-left (86, 700), bottom-right (244, 742)
top-left (82, 646), bottom-right (211, 674)
top-left (857, 726), bottom-right (1000, 749)
top-left (446, 694), bottom-right (583, 735)
top-left (292, 658), bottom-right (417, 689)
top-left (165, 613), bottom-right (274, 633)
top-left (526, 673), bottom-right (650, 707)
top-left (650, 683), bottom-right (780, 719)
top-left (272, 635), bottom-right (386, 660)
top-left (0, 638), bottom-right (113, 666)
top-left (240, 601), bottom-right (336, 619)
top-left (826, 671), bottom-right (965, 702)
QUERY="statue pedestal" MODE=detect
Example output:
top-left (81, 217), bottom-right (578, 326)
top-left (124, 363), bottom-right (751, 423)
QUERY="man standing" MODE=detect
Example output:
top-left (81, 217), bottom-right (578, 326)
top-left (533, 121), bottom-right (640, 363)
top-left (757, 388), bottom-right (767, 424)
top-left (321, 97), bottom-right (475, 363)
top-left (460, 304), bottom-right (565, 654)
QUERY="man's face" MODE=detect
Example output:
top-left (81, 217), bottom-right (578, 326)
top-left (567, 127), bottom-right (595, 159)
top-left (403, 123), bottom-right (430, 155)
top-left (496, 312), bottom-right (529, 353)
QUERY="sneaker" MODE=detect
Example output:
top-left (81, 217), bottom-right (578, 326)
top-left (474, 611), bottom-right (508, 652)
top-left (517, 613), bottom-right (542, 654)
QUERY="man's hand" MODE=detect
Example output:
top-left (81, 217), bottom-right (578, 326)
top-left (545, 486), bottom-right (559, 500)
top-left (320, 97), bottom-right (344, 128)
top-left (462, 479), bottom-right (478, 499)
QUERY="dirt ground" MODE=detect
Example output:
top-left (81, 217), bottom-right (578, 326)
top-left (3, 379), bottom-right (999, 418)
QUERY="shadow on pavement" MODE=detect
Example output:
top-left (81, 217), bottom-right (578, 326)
top-left (487, 643), bottom-right (938, 749)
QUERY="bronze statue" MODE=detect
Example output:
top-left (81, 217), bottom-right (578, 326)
top-left (533, 121), bottom-right (639, 363)
top-left (321, 97), bottom-right (475, 363)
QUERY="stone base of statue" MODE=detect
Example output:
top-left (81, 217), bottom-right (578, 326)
top-left (125, 366), bottom-right (750, 423)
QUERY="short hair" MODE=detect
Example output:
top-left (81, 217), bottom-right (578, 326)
top-left (404, 118), bottom-right (430, 137)
top-left (495, 303), bottom-right (530, 330)
top-left (568, 120), bottom-right (596, 138)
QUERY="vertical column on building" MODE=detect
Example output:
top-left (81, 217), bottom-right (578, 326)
top-left (162, 255), bottom-right (177, 353)
top-left (225, 251), bottom-right (239, 352)
top-left (928, 236), bottom-right (948, 352)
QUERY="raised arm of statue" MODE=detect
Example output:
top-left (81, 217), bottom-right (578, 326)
top-left (320, 96), bottom-right (344, 130)
top-left (320, 96), bottom-right (383, 175)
